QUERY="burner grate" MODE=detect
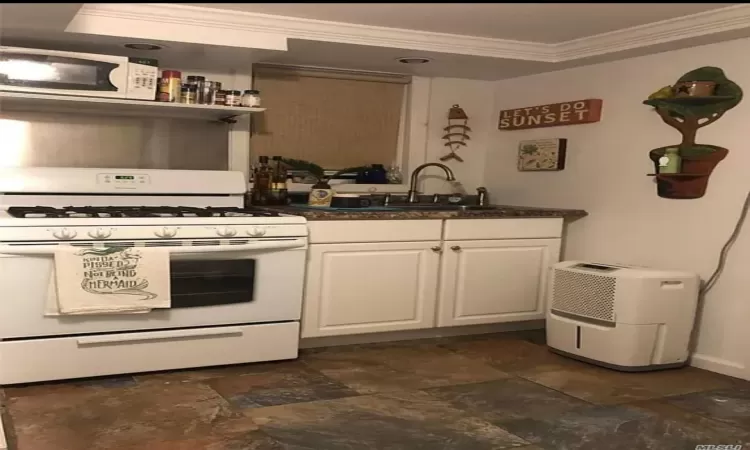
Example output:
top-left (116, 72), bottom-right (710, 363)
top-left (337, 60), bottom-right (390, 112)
top-left (7, 206), bottom-right (281, 219)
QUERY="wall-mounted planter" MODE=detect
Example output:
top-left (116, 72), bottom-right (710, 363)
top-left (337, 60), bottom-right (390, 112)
top-left (643, 67), bottom-right (742, 199)
top-left (647, 145), bottom-right (728, 199)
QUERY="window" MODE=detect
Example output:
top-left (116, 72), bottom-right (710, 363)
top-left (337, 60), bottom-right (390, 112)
top-left (251, 65), bottom-right (409, 170)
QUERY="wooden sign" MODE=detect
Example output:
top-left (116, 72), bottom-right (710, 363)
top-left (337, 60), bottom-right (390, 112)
top-left (498, 99), bottom-right (602, 131)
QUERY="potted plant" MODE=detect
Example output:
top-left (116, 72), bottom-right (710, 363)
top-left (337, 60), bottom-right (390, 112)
top-left (643, 67), bottom-right (742, 199)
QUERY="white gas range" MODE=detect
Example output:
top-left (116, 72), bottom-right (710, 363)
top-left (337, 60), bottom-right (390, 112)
top-left (0, 167), bottom-right (308, 385)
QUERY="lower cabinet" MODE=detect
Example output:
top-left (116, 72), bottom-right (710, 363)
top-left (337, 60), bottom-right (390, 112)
top-left (301, 241), bottom-right (441, 338)
top-left (437, 239), bottom-right (561, 327)
top-left (300, 219), bottom-right (564, 338)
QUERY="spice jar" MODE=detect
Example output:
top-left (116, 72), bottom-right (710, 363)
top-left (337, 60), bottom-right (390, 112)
top-left (225, 90), bottom-right (242, 106)
top-left (214, 90), bottom-right (227, 106)
top-left (209, 82), bottom-right (222, 104)
top-left (198, 81), bottom-right (221, 105)
top-left (180, 85), bottom-right (197, 104)
top-left (157, 70), bottom-right (181, 102)
top-left (241, 90), bottom-right (261, 107)
top-left (185, 75), bottom-right (205, 89)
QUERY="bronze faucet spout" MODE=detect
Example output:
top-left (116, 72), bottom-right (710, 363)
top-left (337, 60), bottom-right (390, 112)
top-left (406, 163), bottom-right (456, 203)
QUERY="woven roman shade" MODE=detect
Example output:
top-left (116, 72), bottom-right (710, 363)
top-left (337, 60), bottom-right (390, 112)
top-left (251, 64), bottom-right (409, 170)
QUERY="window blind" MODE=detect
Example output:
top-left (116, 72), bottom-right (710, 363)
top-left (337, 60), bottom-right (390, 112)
top-left (251, 65), bottom-right (409, 170)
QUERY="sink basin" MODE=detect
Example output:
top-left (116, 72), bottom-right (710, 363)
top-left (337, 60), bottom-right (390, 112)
top-left (389, 204), bottom-right (497, 212)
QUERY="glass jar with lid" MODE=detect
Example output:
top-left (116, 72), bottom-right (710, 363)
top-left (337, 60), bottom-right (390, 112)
top-left (180, 85), bottom-right (197, 104)
top-left (225, 90), bottom-right (242, 107)
top-left (241, 90), bottom-right (261, 107)
top-left (185, 75), bottom-right (205, 88)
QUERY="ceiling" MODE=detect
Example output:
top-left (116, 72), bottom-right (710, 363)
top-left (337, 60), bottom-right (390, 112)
top-left (1, 30), bottom-right (277, 73)
top-left (188, 3), bottom-right (734, 43)
top-left (1, 3), bottom-right (748, 80)
top-left (262, 40), bottom-right (554, 81)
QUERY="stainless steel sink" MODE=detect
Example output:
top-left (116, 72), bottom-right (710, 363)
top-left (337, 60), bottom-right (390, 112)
top-left (388, 204), bottom-right (498, 212)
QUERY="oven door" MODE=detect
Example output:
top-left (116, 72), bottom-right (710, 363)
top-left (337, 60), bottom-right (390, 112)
top-left (0, 47), bottom-right (128, 98)
top-left (0, 238), bottom-right (307, 339)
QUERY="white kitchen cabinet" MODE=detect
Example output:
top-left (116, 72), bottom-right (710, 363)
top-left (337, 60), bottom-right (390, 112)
top-left (437, 238), bottom-right (561, 327)
top-left (301, 241), bottom-right (441, 338)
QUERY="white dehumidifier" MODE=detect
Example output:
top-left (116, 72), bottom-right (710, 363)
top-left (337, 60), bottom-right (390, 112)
top-left (547, 261), bottom-right (700, 371)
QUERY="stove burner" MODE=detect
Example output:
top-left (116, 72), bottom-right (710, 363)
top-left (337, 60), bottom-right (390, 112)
top-left (7, 206), bottom-right (280, 219)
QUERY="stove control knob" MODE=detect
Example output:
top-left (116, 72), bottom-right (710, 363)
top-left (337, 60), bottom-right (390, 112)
top-left (52, 228), bottom-right (77, 240)
top-left (154, 227), bottom-right (178, 238)
top-left (87, 228), bottom-right (112, 239)
top-left (216, 226), bottom-right (237, 237)
top-left (247, 227), bottom-right (267, 237)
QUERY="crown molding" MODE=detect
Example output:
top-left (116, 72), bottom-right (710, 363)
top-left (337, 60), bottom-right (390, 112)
top-left (72, 3), bottom-right (556, 62)
top-left (71, 3), bottom-right (750, 64)
top-left (556, 4), bottom-right (750, 61)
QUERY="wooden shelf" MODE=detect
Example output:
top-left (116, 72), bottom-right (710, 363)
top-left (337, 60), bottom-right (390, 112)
top-left (0, 91), bottom-right (265, 122)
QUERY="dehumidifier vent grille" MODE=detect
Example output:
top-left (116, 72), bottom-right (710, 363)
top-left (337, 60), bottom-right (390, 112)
top-left (551, 269), bottom-right (616, 322)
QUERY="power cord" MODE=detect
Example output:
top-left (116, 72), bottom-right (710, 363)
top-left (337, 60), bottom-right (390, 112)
top-left (688, 190), bottom-right (750, 360)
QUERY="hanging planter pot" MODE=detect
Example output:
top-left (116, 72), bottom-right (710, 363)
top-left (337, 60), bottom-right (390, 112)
top-left (648, 145), bottom-right (728, 199)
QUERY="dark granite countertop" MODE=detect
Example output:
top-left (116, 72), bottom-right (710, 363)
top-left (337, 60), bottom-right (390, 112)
top-left (260, 204), bottom-right (588, 221)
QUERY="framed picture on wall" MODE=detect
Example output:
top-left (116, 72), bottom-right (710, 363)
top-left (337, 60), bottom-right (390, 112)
top-left (517, 138), bottom-right (567, 171)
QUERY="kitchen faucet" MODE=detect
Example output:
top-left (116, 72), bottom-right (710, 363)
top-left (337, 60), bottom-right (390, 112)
top-left (406, 163), bottom-right (456, 203)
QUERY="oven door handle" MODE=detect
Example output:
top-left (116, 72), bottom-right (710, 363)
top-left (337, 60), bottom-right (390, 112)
top-left (0, 239), bottom-right (306, 256)
top-left (159, 239), bottom-right (307, 254)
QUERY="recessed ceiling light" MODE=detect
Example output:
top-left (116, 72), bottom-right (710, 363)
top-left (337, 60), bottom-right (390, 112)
top-left (397, 57), bottom-right (431, 64)
top-left (123, 43), bottom-right (163, 51)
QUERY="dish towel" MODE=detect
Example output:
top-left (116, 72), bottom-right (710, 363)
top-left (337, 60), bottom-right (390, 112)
top-left (45, 246), bottom-right (171, 315)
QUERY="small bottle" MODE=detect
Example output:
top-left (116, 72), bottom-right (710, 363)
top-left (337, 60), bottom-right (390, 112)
top-left (271, 156), bottom-right (287, 190)
top-left (658, 147), bottom-right (682, 174)
top-left (244, 163), bottom-right (255, 207)
top-left (241, 90), bottom-right (261, 107)
top-left (268, 156), bottom-right (288, 205)
top-left (251, 156), bottom-right (273, 205)
top-left (308, 179), bottom-right (334, 207)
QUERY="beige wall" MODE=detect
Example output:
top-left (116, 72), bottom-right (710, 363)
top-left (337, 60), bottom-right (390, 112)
top-left (484, 37), bottom-right (750, 379)
top-left (421, 77), bottom-right (495, 194)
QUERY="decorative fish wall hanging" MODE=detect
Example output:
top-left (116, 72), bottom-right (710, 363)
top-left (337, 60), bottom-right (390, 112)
top-left (441, 104), bottom-right (470, 162)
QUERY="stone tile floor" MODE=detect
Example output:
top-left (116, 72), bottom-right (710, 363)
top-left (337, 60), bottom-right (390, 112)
top-left (2, 330), bottom-right (750, 449)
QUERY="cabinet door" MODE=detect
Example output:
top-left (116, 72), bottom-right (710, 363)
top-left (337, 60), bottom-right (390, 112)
top-left (438, 239), bottom-right (561, 327)
top-left (302, 241), bottom-right (441, 338)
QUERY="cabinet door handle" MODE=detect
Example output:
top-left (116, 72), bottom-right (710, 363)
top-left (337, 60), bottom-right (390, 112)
top-left (431, 246), bottom-right (442, 253)
top-left (451, 245), bottom-right (461, 251)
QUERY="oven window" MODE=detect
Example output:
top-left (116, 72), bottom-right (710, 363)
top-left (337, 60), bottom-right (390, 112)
top-left (170, 260), bottom-right (255, 308)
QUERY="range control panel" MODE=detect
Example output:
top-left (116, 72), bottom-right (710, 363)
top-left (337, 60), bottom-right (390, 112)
top-left (96, 173), bottom-right (151, 187)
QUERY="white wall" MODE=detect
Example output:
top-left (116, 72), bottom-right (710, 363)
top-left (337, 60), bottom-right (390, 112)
top-left (421, 77), bottom-right (495, 194)
top-left (486, 37), bottom-right (750, 379)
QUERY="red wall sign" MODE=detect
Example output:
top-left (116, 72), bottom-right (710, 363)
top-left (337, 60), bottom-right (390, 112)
top-left (498, 99), bottom-right (603, 131)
